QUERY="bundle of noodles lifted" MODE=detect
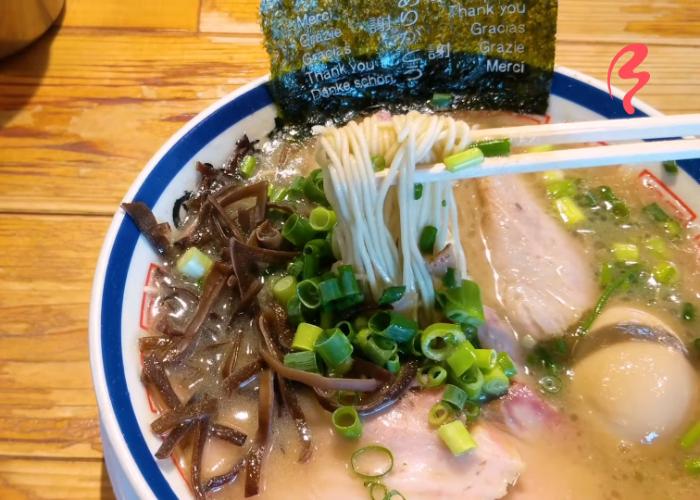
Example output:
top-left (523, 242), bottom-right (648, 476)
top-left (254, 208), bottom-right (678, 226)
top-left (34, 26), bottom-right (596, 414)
top-left (124, 109), bottom-right (700, 499)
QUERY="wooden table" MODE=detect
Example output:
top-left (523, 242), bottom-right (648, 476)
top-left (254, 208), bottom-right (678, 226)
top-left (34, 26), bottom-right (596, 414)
top-left (0, 0), bottom-right (698, 497)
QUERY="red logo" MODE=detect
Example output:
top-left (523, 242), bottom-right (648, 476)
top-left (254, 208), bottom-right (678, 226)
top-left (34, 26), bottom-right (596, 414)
top-left (607, 43), bottom-right (650, 115)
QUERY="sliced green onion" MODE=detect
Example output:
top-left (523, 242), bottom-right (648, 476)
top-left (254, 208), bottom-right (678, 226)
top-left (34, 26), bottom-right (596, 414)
top-left (303, 169), bottom-right (327, 205)
top-left (367, 481), bottom-right (388, 500)
top-left (386, 353), bottom-right (400, 374)
top-left (428, 401), bottom-right (454, 427)
top-left (378, 286), bottom-right (406, 306)
top-left (353, 315), bottom-right (368, 331)
top-left (542, 169), bottom-right (564, 182)
top-left (332, 406), bottom-right (362, 439)
top-left (421, 323), bottom-right (466, 361)
top-left (272, 275), bottom-right (297, 305)
top-left (286, 295), bottom-right (302, 326)
top-left (287, 257), bottom-right (304, 279)
top-left (538, 374), bottom-right (562, 394)
top-left (385, 490), bottom-right (406, 500)
top-left (684, 457), bottom-right (700, 475)
top-left (463, 400), bottom-right (480, 422)
top-left (663, 160), bottom-right (679, 174)
top-left (351, 445), bottom-right (394, 479)
top-left (267, 184), bottom-right (287, 203)
top-left (297, 279), bottom-right (321, 309)
top-left (309, 206), bottom-right (337, 232)
top-left (316, 328), bottom-right (354, 370)
top-left (482, 366), bottom-right (510, 397)
top-left (371, 155), bottom-right (387, 172)
top-left (438, 420), bottom-right (477, 456)
top-left (368, 311), bottom-right (418, 344)
top-left (239, 155), bottom-right (257, 178)
top-left (474, 138), bottom-right (511, 157)
top-left (319, 277), bottom-right (343, 305)
top-left (417, 364), bottom-right (448, 388)
top-left (414, 183), bottom-right (424, 200)
top-left (577, 267), bottom-right (639, 335)
top-left (611, 243), bottom-right (639, 263)
top-left (319, 306), bottom-right (335, 330)
top-left (445, 341), bottom-right (476, 377)
top-left (682, 303), bottom-right (696, 322)
top-left (546, 179), bottom-right (577, 199)
top-left (338, 265), bottom-right (362, 298)
top-left (443, 267), bottom-right (458, 288)
top-left (680, 420), bottom-right (700, 450)
top-left (555, 196), bottom-right (586, 226)
top-left (443, 147), bottom-right (484, 172)
top-left (474, 349), bottom-right (497, 371)
top-left (664, 219), bottom-right (683, 238)
top-left (176, 247), bottom-right (213, 280)
top-left (431, 92), bottom-right (453, 109)
top-left (497, 352), bottom-right (517, 378)
top-left (643, 202), bottom-right (671, 223)
top-left (283, 351), bottom-right (319, 373)
top-left (335, 320), bottom-right (355, 337)
top-left (453, 364), bottom-right (484, 399)
top-left (442, 384), bottom-right (468, 410)
top-left (652, 260), bottom-right (679, 284)
top-left (644, 236), bottom-right (668, 258)
top-left (282, 214), bottom-right (317, 247)
top-left (291, 322), bottom-right (323, 352)
top-left (419, 225), bottom-right (438, 254)
top-left (437, 279), bottom-right (485, 327)
top-left (593, 186), bottom-right (629, 217)
top-left (357, 331), bottom-right (397, 366)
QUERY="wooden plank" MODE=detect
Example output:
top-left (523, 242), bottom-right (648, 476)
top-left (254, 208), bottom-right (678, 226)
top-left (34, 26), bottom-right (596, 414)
top-left (0, 214), bottom-right (108, 459)
top-left (558, 0), bottom-right (700, 46)
top-left (199, 0), bottom-right (261, 34)
top-left (61, 0), bottom-right (200, 32)
top-left (0, 457), bottom-right (114, 500)
top-left (0, 31), bottom-right (268, 215)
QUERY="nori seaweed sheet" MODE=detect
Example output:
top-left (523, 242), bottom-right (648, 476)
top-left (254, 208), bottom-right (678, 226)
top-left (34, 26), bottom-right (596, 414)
top-left (261, 0), bottom-right (558, 126)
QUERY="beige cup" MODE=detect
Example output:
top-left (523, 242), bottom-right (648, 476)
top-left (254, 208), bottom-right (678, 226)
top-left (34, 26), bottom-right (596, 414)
top-left (0, 0), bottom-right (65, 59)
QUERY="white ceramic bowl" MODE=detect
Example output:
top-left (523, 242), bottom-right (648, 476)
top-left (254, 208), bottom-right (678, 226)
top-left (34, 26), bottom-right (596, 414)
top-left (89, 68), bottom-right (700, 499)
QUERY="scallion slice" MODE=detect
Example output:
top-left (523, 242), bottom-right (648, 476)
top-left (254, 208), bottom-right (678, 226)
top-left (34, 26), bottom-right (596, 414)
top-left (319, 277), bottom-right (343, 305)
top-left (372, 155), bottom-right (387, 172)
top-left (368, 311), bottom-right (418, 344)
top-left (414, 183), bottom-right (424, 200)
top-left (332, 406), bottom-right (362, 439)
top-left (682, 302), bottom-right (696, 322)
top-left (355, 329), bottom-right (397, 366)
top-left (443, 147), bottom-right (484, 172)
top-left (681, 420), bottom-right (700, 450)
top-left (663, 160), bottom-right (679, 174)
top-left (482, 366), bottom-right (510, 397)
top-left (684, 457), bottom-right (700, 475)
top-left (283, 351), bottom-right (319, 373)
top-left (474, 349), bottom-right (497, 371)
top-left (296, 279), bottom-right (321, 309)
top-left (419, 225), bottom-right (438, 254)
top-left (176, 247), bottom-right (213, 280)
top-left (445, 341), bottom-right (476, 377)
top-left (442, 383), bottom-right (468, 410)
top-left (303, 169), bottom-right (327, 205)
top-left (428, 401), bottom-right (454, 427)
top-left (366, 481), bottom-right (388, 500)
top-left (239, 155), bottom-right (257, 178)
top-left (316, 328), bottom-right (354, 370)
top-left (438, 420), bottom-right (477, 456)
top-left (474, 138), bottom-right (511, 157)
top-left (378, 286), bottom-right (406, 306)
top-left (282, 213), bottom-right (317, 247)
top-left (611, 243), bottom-right (639, 263)
top-left (420, 323), bottom-right (466, 361)
top-left (463, 400), bottom-right (480, 422)
top-left (291, 322), bottom-right (323, 352)
top-left (417, 364), bottom-right (448, 388)
top-left (385, 353), bottom-right (400, 374)
top-left (555, 196), bottom-right (586, 226)
top-left (437, 280), bottom-right (485, 327)
top-left (286, 295), bottom-right (302, 326)
top-left (454, 364), bottom-right (484, 399)
top-left (351, 445), bottom-right (394, 479)
top-left (309, 206), bottom-right (337, 232)
top-left (497, 352), bottom-right (517, 378)
top-left (652, 260), bottom-right (679, 284)
top-left (431, 92), bottom-right (453, 109)
top-left (272, 275), bottom-right (297, 305)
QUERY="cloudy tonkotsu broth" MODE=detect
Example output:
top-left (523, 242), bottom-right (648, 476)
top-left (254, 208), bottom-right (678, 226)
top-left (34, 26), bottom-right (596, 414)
top-left (129, 110), bottom-right (699, 500)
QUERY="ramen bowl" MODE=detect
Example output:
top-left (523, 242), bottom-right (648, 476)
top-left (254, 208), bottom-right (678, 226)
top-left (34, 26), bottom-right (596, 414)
top-left (89, 68), bottom-right (700, 499)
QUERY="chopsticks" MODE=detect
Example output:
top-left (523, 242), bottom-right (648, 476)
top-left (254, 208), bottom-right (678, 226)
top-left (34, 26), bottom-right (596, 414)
top-left (374, 114), bottom-right (700, 185)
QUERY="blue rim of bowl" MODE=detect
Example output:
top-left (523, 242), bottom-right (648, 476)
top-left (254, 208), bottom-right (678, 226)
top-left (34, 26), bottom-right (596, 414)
top-left (96, 70), bottom-right (700, 499)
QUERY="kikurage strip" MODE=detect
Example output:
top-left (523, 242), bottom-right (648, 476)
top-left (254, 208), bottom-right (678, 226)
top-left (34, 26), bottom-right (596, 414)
top-left (205, 459), bottom-right (246, 493)
top-left (245, 369), bottom-right (274, 497)
top-left (191, 418), bottom-right (209, 500)
top-left (210, 423), bottom-right (248, 446)
top-left (142, 353), bottom-right (181, 410)
top-left (122, 202), bottom-right (172, 256)
top-left (151, 397), bottom-right (217, 435)
top-left (224, 357), bottom-right (264, 394)
top-left (155, 421), bottom-right (196, 459)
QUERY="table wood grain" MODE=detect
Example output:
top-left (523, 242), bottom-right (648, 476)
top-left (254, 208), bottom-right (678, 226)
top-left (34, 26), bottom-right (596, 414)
top-left (0, 1), bottom-right (698, 498)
